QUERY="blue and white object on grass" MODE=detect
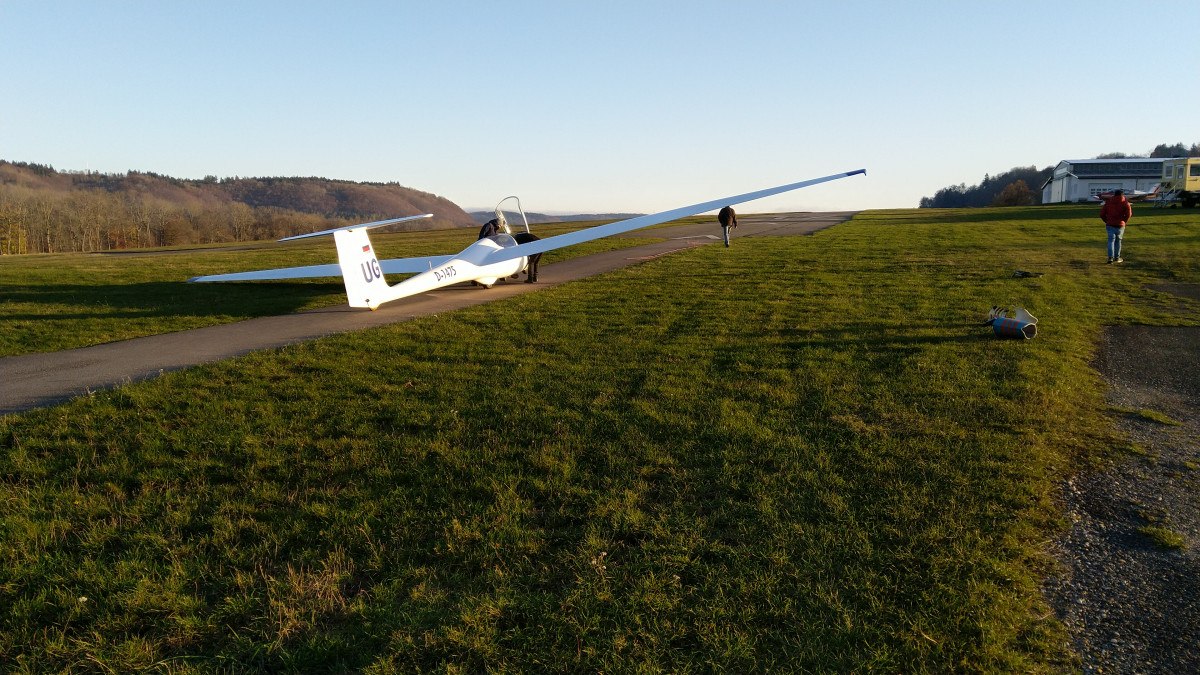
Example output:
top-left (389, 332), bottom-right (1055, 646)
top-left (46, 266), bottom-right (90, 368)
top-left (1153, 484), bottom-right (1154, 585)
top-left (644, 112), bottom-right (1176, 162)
top-left (986, 306), bottom-right (1037, 339)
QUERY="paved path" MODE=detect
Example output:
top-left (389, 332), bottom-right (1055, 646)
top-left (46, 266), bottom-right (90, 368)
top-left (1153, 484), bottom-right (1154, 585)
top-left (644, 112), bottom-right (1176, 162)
top-left (0, 212), bottom-right (853, 414)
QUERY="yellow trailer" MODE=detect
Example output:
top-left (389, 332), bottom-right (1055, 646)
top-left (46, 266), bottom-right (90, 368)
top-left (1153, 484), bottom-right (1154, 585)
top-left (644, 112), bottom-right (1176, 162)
top-left (1161, 157), bottom-right (1200, 208)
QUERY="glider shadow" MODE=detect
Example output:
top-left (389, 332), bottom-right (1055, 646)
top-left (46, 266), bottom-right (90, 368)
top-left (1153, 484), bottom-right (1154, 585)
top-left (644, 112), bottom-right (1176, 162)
top-left (3, 281), bottom-right (344, 321)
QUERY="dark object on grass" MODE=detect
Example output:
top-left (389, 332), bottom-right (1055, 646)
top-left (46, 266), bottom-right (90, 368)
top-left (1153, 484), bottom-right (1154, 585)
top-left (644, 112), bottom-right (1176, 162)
top-left (1012, 270), bottom-right (1043, 278)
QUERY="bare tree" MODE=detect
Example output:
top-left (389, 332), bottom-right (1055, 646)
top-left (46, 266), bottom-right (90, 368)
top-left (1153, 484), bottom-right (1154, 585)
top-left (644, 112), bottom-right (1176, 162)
top-left (991, 180), bottom-right (1035, 207)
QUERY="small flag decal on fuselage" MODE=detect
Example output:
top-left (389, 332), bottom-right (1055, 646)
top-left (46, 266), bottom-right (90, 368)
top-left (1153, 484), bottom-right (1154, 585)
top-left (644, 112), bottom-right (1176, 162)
top-left (362, 245), bottom-right (371, 253)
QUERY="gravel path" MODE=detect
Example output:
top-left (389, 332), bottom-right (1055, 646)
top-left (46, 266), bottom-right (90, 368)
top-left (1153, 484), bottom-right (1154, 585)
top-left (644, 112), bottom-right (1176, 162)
top-left (1043, 284), bottom-right (1200, 672)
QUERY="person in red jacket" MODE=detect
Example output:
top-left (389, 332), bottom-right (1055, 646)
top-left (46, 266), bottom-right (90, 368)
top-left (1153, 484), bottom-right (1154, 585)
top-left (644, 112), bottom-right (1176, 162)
top-left (1100, 190), bottom-right (1132, 263)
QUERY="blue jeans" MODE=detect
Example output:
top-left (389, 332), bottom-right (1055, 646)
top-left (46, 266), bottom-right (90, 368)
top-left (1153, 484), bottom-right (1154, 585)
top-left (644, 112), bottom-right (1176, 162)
top-left (1106, 225), bottom-right (1124, 259)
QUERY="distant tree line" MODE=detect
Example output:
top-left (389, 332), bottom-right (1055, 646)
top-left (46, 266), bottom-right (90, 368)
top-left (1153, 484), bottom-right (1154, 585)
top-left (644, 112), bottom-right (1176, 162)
top-left (0, 161), bottom-right (474, 254)
top-left (919, 166), bottom-right (1052, 209)
top-left (919, 141), bottom-right (1200, 209)
top-left (0, 185), bottom-right (347, 254)
top-left (1099, 142), bottom-right (1200, 159)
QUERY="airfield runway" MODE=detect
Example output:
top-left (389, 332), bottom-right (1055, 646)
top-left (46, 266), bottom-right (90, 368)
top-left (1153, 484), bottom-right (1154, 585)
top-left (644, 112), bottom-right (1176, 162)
top-left (0, 212), bottom-right (854, 415)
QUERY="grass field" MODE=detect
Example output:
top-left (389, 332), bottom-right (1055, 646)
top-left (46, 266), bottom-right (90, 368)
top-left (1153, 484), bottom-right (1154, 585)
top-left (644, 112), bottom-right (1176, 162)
top-left (1, 205), bottom-right (1198, 671)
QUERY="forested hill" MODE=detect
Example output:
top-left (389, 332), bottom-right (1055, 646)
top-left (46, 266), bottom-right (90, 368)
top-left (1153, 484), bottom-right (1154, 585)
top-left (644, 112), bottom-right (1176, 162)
top-left (0, 160), bottom-right (476, 253)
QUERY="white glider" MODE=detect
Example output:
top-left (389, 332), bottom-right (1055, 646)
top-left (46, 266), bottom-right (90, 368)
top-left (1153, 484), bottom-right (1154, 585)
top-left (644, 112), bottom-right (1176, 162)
top-left (190, 169), bottom-right (866, 309)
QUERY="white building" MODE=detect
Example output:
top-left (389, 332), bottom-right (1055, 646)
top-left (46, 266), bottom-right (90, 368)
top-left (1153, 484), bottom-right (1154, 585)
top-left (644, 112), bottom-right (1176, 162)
top-left (1040, 158), bottom-right (1165, 203)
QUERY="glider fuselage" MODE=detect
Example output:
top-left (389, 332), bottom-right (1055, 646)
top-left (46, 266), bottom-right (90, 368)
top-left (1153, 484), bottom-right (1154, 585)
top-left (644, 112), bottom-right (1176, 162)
top-left (345, 233), bottom-right (527, 309)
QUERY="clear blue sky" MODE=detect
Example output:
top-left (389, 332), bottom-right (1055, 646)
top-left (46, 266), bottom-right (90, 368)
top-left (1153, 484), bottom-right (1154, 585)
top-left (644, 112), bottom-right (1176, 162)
top-left (3, 1), bottom-right (1197, 214)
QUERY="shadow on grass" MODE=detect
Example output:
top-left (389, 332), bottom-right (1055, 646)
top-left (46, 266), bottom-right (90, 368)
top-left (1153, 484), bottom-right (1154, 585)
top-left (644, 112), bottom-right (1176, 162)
top-left (706, 322), bottom-right (992, 380)
top-left (866, 205), bottom-right (1099, 225)
top-left (2, 280), bottom-right (343, 321)
top-left (776, 326), bottom-right (988, 345)
top-left (778, 327), bottom-right (992, 360)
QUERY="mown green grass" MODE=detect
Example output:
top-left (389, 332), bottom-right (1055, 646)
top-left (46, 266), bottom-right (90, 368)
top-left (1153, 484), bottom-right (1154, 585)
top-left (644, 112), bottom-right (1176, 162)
top-left (1, 205), bottom-right (1198, 671)
top-left (0, 221), bottom-right (658, 357)
top-left (1139, 526), bottom-right (1187, 551)
top-left (1133, 408), bottom-right (1183, 426)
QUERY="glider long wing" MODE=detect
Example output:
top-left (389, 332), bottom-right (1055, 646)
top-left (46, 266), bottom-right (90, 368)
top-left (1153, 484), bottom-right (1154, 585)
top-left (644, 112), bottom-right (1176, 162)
top-left (188, 255), bottom-right (458, 282)
top-left (191, 169), bottom-right (866, 285)
top-left (482, 169), bottom-right (866, 264)
top-left (190, 214), bottom-right (444, 282)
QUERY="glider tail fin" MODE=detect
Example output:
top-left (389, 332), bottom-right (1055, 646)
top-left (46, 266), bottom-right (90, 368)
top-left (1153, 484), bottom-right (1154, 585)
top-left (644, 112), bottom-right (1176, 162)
top-left (333, 228), bottom-right (389, 309)
top-left (277, 213), bottom-right (433, 310)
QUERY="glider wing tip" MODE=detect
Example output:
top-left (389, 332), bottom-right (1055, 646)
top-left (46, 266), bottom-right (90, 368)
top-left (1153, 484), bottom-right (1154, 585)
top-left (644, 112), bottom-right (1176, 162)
top-left (277, 213), bottom-right (436, 242)
top-left (848, 169), bottom-right (866, 177)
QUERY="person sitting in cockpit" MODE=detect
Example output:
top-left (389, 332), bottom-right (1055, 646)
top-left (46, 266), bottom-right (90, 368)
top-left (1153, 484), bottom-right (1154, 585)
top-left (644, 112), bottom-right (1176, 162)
top-left (478, 218), bottom-right (501, 240)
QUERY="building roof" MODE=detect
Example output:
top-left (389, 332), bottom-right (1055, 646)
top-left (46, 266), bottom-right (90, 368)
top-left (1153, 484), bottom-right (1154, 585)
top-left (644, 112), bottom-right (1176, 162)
top-left (1054, 158), bottom-right (1164, 178)
top-left (1060, 158), bottom-right (1166, 164)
